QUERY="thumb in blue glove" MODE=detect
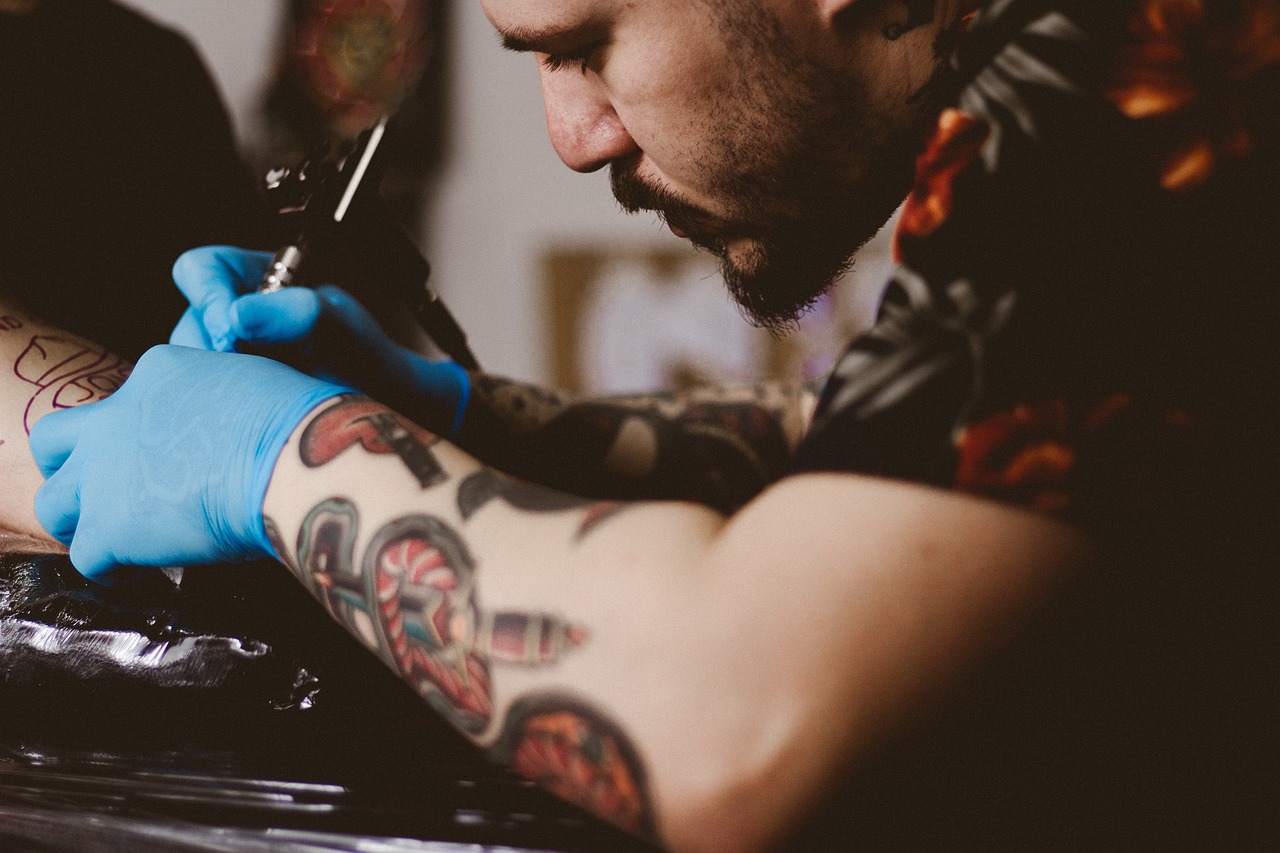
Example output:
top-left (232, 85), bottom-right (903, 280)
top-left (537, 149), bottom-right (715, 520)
top-left (30, 345), bottom-right (351, 580)
top-left (171, 245), bottom-right (469, 438)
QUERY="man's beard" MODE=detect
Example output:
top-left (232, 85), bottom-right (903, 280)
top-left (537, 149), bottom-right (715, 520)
top-left (611, 165), bottom-right (868, 331)
top-left (608, 6), bottom-right (920, 331)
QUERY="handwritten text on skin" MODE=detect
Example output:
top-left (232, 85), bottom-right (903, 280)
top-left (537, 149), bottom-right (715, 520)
top-left (14, 336), bottom-right (131, 434)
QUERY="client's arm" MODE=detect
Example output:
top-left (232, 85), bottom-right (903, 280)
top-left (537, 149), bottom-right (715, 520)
top-left (0, 301), bottom-right (130, 547)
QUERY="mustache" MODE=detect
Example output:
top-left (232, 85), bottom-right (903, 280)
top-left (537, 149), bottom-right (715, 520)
top-left (608, 163), bottom-right (724, 249)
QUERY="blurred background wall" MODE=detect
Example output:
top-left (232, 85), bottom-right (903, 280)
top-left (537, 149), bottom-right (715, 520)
top-left (116, 0), bottom-right (891, 388)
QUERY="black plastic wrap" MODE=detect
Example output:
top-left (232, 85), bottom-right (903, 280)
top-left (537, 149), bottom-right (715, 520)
top-left (0, 554), bottom-right (658, 853)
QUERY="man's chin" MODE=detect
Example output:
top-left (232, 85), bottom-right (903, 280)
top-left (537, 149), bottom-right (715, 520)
top-left (716, 237), bottom-right (846, 332)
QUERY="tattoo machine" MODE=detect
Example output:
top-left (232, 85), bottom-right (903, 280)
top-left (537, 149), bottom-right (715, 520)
top-left (257, 114), bottom-right (480, 371)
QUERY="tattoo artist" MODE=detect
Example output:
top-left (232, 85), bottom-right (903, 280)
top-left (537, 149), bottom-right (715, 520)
top-left (27, 0), bottom-right (1280, 850)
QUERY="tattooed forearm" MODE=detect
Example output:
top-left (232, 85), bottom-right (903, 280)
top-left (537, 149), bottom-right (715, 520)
top-left (266, 396), bottom-right (664, 841)
top-left (456, 375), bottom-right (819, 513)
top-left (492, 694), bottom-right (656, 838)
top-left (279, 502), bottom-right (589, 733)
top-left (301, 396), bottom-right (445, 488)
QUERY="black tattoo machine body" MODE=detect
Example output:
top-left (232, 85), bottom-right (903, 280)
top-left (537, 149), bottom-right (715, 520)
top-left (259, 114), bottom-right (479, 371)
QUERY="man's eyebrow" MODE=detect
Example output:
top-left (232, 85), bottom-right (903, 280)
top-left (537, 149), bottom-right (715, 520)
top-left (499, 22), bottom-right (593, 54)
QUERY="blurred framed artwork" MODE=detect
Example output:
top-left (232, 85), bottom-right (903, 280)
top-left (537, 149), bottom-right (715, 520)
top-left (542, 230), bottom-right (895, 396)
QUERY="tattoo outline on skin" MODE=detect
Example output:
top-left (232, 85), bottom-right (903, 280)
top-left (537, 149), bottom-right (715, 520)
top-left (457, 469), bottom-right (594, 519)
top-left (456, 471), bottom-right (633, 541)
top-left (296, 498), bottom-right (370, 628)
top-left (288, 511), bottom-right (585, 734)
top-left (15, 335), bottom-right (131, 434)
top-left (490, 693), bottom-right (656, 838)
top-left (300, 397), bottom-right (445, 488)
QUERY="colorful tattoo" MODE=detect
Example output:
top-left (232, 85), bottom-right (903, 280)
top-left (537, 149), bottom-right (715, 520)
top-left (14, 335), bottom-right (131, 433)
top-left (291, 505), bottom-right (589, 734)
top-left (456, 469), bottom-right (594, 520)
top-left (300, 397), bottom-right (445, 488)
top-left (296, 498), bottom-right (368, 626)
top-left (491, 694), bottom-right (655, 838)
top-left (363, 515), bottom-right (493, 732)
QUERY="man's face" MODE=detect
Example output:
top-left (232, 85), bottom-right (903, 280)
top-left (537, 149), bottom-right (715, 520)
top-left (484, 0), bottom-right (932, 328)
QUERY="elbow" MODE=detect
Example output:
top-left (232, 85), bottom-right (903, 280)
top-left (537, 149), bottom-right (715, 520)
top-left (653, 685), bottom-right (837, 853)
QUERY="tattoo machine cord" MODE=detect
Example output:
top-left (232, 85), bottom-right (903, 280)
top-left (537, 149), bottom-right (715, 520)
top-left (258, 114), bottom-right (480, 371)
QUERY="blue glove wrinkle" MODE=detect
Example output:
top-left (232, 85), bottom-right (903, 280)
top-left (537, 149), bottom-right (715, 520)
top-left (30, 346), bottom-right (352, 578)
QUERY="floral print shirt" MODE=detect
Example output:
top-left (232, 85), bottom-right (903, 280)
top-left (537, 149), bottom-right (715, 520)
top-left (791, 0), bottom-right (1280, 538)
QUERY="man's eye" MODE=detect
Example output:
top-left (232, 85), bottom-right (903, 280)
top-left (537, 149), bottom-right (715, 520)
top-left (539, 47), bottom-right (594, 74)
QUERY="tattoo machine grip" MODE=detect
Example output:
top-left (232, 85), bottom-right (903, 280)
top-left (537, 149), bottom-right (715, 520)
top-left (258, 116), bottom-right (480, 372)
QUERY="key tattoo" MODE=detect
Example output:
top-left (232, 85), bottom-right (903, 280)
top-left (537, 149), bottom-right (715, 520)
top-left (292, 506), bottom-right (587, 734)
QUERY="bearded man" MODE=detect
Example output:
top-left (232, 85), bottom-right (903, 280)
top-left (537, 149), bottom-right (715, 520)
top-left (29, 1), bottom-right (1278, 850)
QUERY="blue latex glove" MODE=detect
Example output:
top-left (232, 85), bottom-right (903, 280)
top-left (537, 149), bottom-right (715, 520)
top-left (30, 345), bottom-right (351, 580)
top-left (171, 245), bottom-right (469, 438)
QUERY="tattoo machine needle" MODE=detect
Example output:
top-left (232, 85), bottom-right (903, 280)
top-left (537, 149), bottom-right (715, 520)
top-left (258, 114), bottom-right (480, 371)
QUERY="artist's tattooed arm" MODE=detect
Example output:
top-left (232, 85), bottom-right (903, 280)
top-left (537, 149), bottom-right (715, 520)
top-left (0, 303), bottom-right (130, 547)
top-left (263, 394), bottom-right (1087, 852)
top-left (455, 374), bottom-right (820, 513)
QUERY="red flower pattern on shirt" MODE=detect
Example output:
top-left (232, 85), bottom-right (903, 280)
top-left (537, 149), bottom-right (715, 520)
top-left (1106, 0), bottom-right (1280, 190)
top-left (894, 108), bottom-right (991, 263)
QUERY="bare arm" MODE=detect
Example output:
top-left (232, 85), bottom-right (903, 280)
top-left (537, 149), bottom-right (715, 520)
top-left (456, 374), bottom-right (820, 513)
top-left (0, 303), bottom-right (130, 548)
top-left (264, 395), bottom-right (1088, 853)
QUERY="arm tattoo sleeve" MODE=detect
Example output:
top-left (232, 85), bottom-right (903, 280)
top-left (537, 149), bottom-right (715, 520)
top-left (455, 374), bottom-right (819, 513)
top-left (267, 397), bottom-right (657, 839)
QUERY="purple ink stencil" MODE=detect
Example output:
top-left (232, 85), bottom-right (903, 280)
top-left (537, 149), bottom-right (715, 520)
top-left (14, 336), bottom-right (130, 433)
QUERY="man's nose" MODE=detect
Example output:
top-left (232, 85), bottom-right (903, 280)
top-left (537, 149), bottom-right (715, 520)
top-left (539, 69), bottom-right (637, 173)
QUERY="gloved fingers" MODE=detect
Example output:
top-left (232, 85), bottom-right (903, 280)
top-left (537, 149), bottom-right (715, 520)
top-left (29, 404), bottom-right (96, 479)
top-left (33, 460), bottom-right (82, 547)
top-left (229, 288), bottom-right (324, 345)
top-left (172, 246), bottom-right (273, 352)
top-left (68, 527), bottom-right (117, 582)
top-left (170, 307), bottom-right (214, 349)
top-left (315, 284), bottom-right (387, 338)
top-left (173, 245), bottom-right (272, 296)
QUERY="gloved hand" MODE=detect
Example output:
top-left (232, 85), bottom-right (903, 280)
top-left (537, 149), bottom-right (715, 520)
top-left (171, 245), bottom-right (470, 438)
top-left (30, 345), bottom-right (351, 580)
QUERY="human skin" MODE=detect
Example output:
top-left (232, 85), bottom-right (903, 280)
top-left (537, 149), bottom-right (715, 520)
top-left (23, 1), bottom-right (1091, 849)
top-left (255, 3), bottom-right (1093, 849)
top-left (0, 299), bottom-right (129, 549)
top-left (262, 392), bottom-right (1086, 853)
top-left (497, 0), bottom-right (951, 323)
